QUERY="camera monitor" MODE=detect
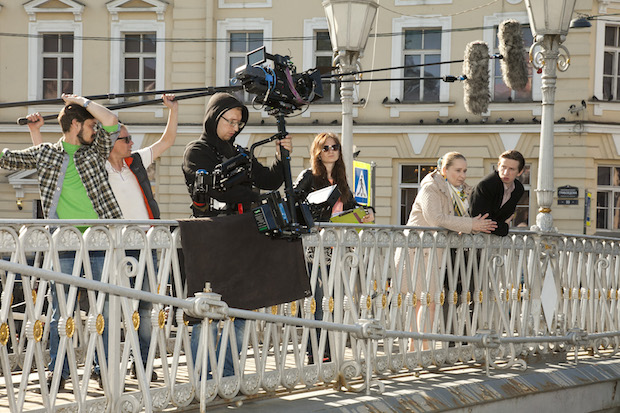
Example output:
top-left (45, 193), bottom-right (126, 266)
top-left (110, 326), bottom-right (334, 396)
top-left (247, 46), bottom-right (267, 67)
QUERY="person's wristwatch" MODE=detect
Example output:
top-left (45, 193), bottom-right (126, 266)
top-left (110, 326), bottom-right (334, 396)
top-left (83, 99), bottom-right (91, 109)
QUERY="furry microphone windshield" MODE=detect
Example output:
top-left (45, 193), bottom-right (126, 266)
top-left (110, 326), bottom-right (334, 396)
top-left (463, 41), bottom-right (490, 115)
top-left (498, 19), bottom-right (529, 91)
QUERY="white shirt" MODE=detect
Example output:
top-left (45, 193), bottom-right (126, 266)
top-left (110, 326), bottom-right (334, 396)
top-left (106, 147), bottom-right (154, 220)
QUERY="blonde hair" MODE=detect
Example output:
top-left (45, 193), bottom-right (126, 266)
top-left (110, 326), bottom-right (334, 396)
top-left (440, 151), bottom-right (466, 173)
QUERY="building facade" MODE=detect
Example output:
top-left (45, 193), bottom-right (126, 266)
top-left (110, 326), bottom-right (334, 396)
top-left (0, 0), bottom-right (619, 235)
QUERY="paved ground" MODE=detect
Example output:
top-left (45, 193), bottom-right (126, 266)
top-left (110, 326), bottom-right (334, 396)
top-left (8, 352), bottom-right (620, 412)
top-left (182, 355), bottom-right (620, 413)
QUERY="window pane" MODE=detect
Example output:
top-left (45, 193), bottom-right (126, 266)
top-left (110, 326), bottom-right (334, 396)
top-left (424, 30), bottom-right (441, 49)
top-left (248, 32), bottom-right (263, 51)
top-left (598, 190), bottom-right (609, 208)
top-left (401, 165), bottom-right (418, 183)
top-left (517, 165), bottom-right (530, 185)
top-left (125, 58), bottom-right (139, 79)
top-left (124, 80), bottom-right (139, 93)
top-left (614, 167), bottom-right (620, 186)
top-left (401, 188), bottom-right (418, 225)
top-left (61, 80), bottom-right (73, 94)
top-left (229, 56), bottom-right (245, 80)
top-left (125, 34), bottom-right (141, 52)
top-left (43, 58), bottom-right (57, 78)
top-left (404, 55), bottom-right (421, 101)
top-left (606, 26), bottom-right (616, 47)
top-left (143, 34), bottom-right (156, 53)
top-left (61, 34), bottom-right (73, 52)
top-left (597, 206), bottom-right (609, 229)
top-left (404, 30), bottom-right (422, 50)
top-left (599, 166), bottom-right (611, 186)
top-left (614, 206), bottom-right (620, 230)
top-left (604, 77), bottom-right (613, 100)
top-left (43, 34), bottom-right (58, 52)
top-left (43, 80), bottom-right (57, 99)
top-left (143, 80), bottom-right (155, 92)
top-left (604, 52), bottom-right (613, 75)
top-left (419, 164), bottom-right (435, 180)
top-left (230, 32), bottom-right (246, 52)
top-left (143, 57), bottom-right (156, 79)
top-left (424, 54), bottom-right (440, 101)
top-left (62, 58), bottom-right (73, 78)
top-left (316, 55), bottom-right (333, 74)
top-left (316, 31), bottom-right (331, 51)
top-left (513, 205), bottom-right (529, 228)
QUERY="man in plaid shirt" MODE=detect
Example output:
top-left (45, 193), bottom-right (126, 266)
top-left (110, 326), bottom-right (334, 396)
top-left (0, 94), bottom-right (121, 391)
top-left (1, 94), bottom-right (122, 219)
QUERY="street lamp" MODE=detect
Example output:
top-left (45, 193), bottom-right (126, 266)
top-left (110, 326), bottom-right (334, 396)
top-left (524, 0), bottom-right (578, 232)
top-left (322, 0), bottom-right (378, 185)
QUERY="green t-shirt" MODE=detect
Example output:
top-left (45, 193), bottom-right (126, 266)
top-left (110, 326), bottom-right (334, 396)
top-left (56, 141), bottom-right (99, 221)
top-left (55, 124), bottom-right (119, 225)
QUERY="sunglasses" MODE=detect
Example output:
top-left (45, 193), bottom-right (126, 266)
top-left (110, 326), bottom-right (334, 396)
top-left (322, 144), bottom-right (340, 152)
top-left (118, 135), bottom-right (132, 144)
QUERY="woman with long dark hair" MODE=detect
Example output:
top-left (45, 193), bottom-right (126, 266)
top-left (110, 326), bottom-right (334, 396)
top-left (294, 132), bottom-right (374, 222)
top-left (294, 132), bottom-right (373, 364)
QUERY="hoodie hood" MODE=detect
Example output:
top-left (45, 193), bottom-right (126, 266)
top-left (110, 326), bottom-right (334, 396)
top-left (200, 92), bottom-right (249, 158)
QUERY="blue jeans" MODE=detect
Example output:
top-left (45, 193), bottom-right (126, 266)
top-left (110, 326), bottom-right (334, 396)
top-left (49, 250), bottom-right (107, 379)
top-left (190, 318), bottom-right (246, 378)
top-left (125, 249), bottom-right (156, 366)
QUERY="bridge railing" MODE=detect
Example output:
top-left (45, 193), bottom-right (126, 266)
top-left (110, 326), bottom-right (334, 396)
top-left (0, 219), bottom-right (619, 412)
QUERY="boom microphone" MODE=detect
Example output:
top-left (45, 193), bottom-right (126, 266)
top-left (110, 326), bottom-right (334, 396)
top-left (463, 41), bottom-right (490, 115)
top-left (498, 19), bottom-right (529, 91)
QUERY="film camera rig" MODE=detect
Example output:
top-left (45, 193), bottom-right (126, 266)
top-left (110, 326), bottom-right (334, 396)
top-left (194, 47), bottom-right (324, 238)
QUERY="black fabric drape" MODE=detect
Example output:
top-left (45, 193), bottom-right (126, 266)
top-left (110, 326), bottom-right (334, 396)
top-left (178, 213), bottom-right (311, 310)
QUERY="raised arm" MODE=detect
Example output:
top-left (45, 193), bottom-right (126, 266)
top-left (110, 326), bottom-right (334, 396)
top-left (61, 93), bottom-right (118, 127)
top-left (26, 113), bottom-right (45, 145)
top-left (150, 94), bottom-right (178, 160)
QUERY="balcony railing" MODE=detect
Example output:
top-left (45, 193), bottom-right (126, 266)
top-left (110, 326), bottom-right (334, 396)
top-left (0, 219), bottom-right (619, 412)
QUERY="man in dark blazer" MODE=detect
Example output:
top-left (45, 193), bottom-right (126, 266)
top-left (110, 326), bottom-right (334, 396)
top-left (470, 150), bottom-right (525, 236)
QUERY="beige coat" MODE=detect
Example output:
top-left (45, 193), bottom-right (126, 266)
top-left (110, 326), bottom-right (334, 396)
top-left (407, 170), bottom-right (474, 233)
top-left (400, 170), bottom-right (474, 296)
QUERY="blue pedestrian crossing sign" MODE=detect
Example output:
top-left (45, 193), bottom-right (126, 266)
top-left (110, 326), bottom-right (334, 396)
top-left (353, 160), bottom-right (372, 206)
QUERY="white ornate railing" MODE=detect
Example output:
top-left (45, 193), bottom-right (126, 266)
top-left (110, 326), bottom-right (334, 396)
top-left (0, 220), bottom-right (619, 412)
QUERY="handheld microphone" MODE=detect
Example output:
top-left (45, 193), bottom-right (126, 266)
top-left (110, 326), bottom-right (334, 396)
top-left (463, 41), bottom-right (490, 115)
top-left (498, 19), bottom-right (528, 91)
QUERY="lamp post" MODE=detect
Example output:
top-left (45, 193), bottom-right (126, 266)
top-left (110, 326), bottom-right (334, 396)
top-left (322, 0), bottom-right (378, 185)
top-left (524, 0), bottom-right (577, 232)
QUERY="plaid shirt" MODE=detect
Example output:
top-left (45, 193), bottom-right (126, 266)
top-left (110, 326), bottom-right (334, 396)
top-left (0, 126), bottom-right (123, 219)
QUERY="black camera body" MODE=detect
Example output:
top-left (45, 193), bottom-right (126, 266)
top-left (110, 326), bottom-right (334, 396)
top-left (234, 47), bottom-right (323, 114)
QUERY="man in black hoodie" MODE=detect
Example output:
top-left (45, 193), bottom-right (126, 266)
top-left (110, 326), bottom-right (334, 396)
top-left (182, 92), bottom-right (291, 217)
top-left (182, 92), bottom-right (292, 378)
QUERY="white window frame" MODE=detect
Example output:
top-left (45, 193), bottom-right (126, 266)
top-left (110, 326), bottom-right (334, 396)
top-left (109, 20), bottom-right (165, 115)
top-left (596, 164), bottom-right (620, 231)
top-left (301, 17), bottom-right (359, 117)
top-left (390, 15), bottom-right (452, 117)
top-left (594, 16), bottom-right (620, 115)
top-left (218, 0), bottom-right (272, 8)
top-left (395, 0), bottom-right (451, 5)
top-left (28, 20), bottom-right (83, 104)
top-left (216, 18), bottom-right (272, 116)
top-left (483, 12), bottom-right (542, 116)
top-left (398, 162), bottom-right (438, 225)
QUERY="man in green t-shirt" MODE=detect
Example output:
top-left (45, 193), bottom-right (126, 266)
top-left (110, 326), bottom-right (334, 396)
top-left (0, 94), bottom-right (121, 391)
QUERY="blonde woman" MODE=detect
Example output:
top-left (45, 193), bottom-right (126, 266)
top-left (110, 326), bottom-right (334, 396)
top-left (403, 152), bottom-right (496, 349)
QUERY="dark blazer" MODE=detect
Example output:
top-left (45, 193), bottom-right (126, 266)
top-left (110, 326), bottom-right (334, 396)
top-left (469, 171), bottom-right (524, 236)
